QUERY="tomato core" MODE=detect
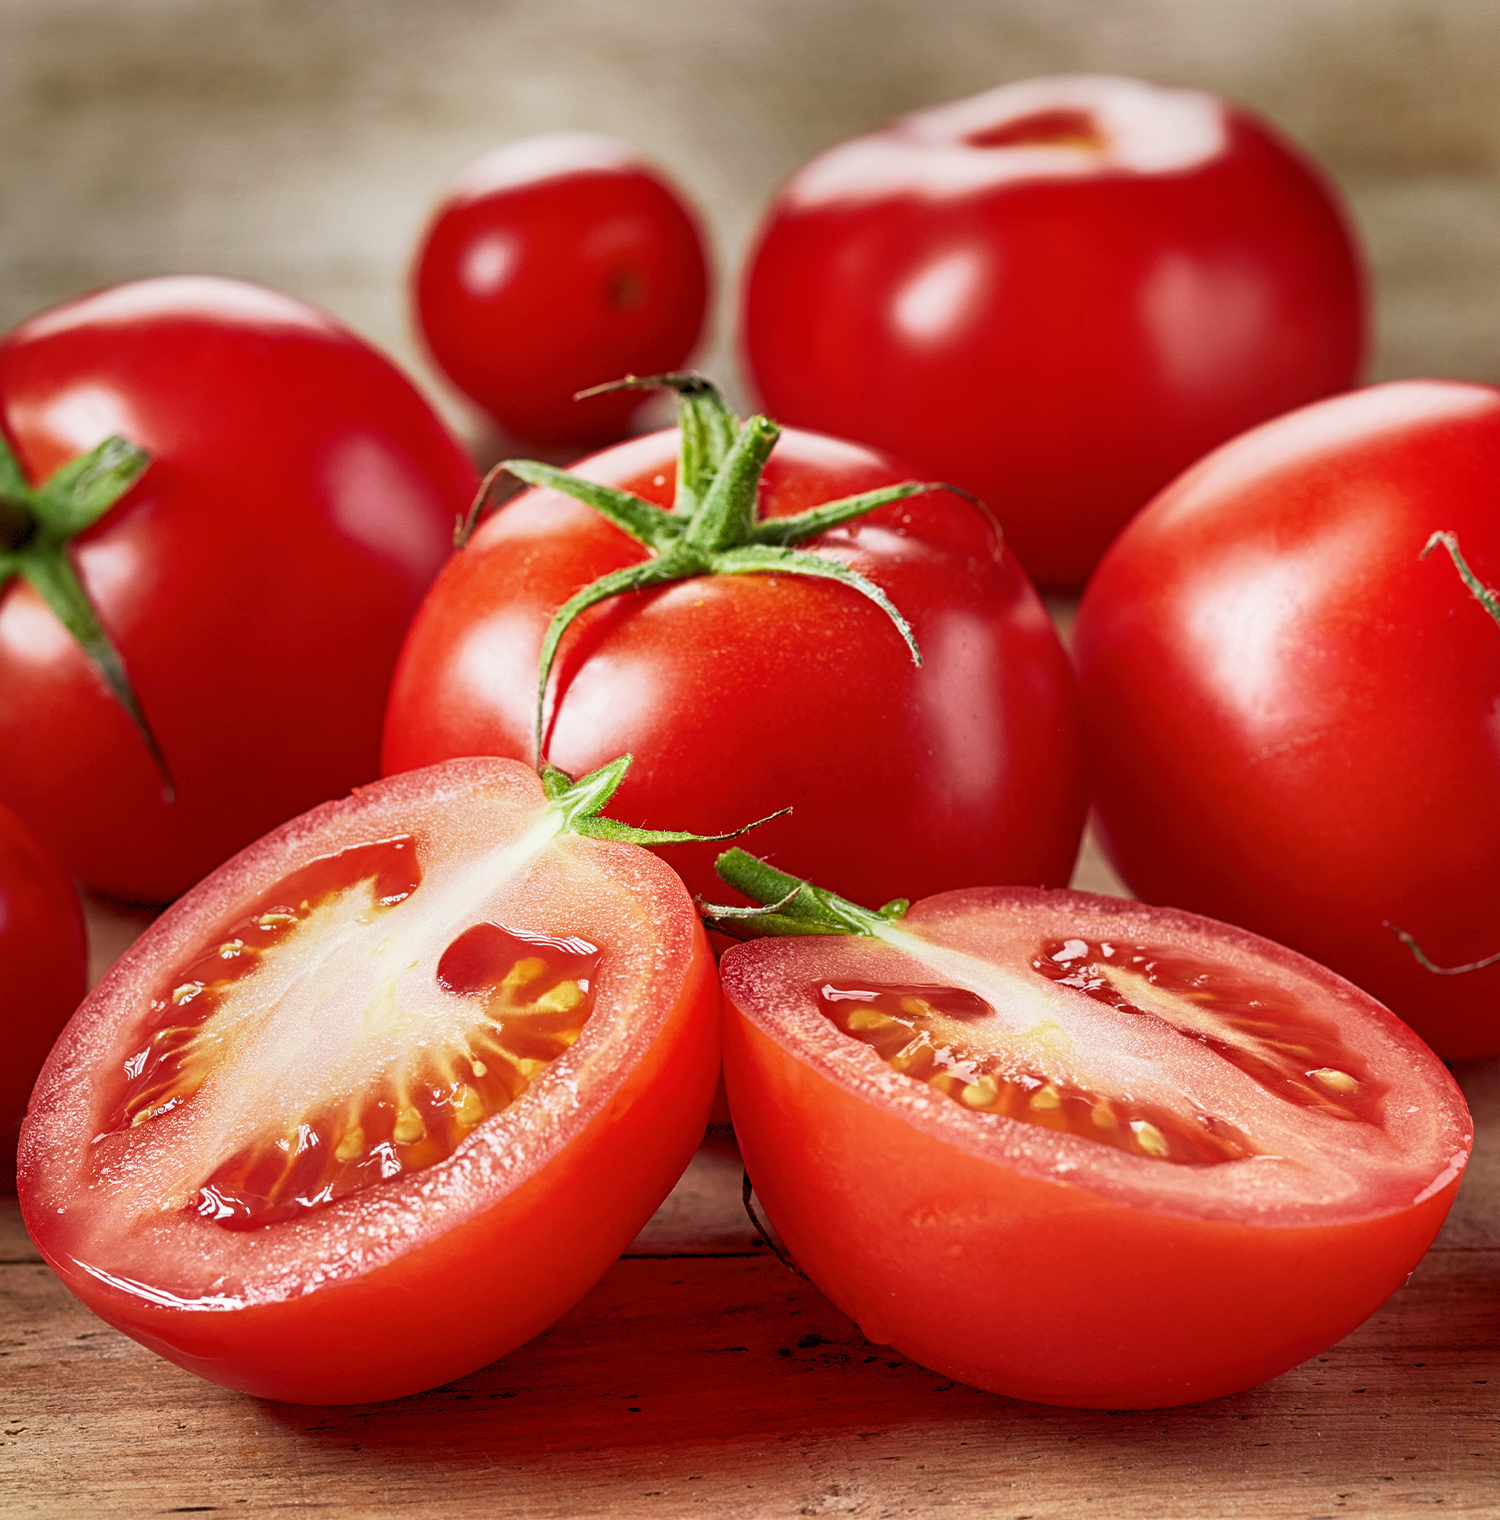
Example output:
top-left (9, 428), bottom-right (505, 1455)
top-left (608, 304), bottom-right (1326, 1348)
top-left (818, 976), bottom-right (1255, 1165)
top-left (1032, 938), bottom-right (1386, 1127)
top-left (93, 831), bottom-right (603, 1229)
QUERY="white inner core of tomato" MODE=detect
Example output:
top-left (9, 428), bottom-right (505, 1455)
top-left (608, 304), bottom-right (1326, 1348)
top-left (133, 811), bottom-right (572, 1213)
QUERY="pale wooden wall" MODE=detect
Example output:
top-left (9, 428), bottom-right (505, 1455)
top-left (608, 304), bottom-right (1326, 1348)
top-left (3, 0), bottom-right (1498, 439)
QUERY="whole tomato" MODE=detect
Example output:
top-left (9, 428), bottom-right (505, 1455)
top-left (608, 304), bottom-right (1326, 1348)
top-left (413, 132), bottom-right (710, 446)
top-left (1, 801), bottom-right (86, 1190)
top-left (382, 379), bottom-right (1087, 908)
top-left (21, 756), bottom-right (721, 1403)
top-left (0, 276), bottom-right (478, 903)
top-left (742, 74), bottom-right (1365, 590)
top-left (1075, 380), bottom-right (1500, 1060)
top-left (711, 851), bottom-right (1470, 1409)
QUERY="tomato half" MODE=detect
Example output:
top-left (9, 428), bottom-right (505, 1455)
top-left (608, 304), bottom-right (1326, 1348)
top-left (18, 757), bottom-right (720, 1404)
top-left (413, 132), bottom-right (710, 446)
top-left (1075, 380), bottom-right (1500, 1061)
top-left (719, 879), bottom-right (1470, 1409)
top-left (382, 409), bottom-right (1087, 909)
top-left (742, 74), bottom-right (1365, 589)
top-left (0, 276), bottom-right (478, 903)
top-left (1, 801), bottom-right (86, 1190)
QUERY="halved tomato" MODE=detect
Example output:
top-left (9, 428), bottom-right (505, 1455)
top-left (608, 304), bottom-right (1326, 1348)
top-left (714, 858), bottom-right (1471, 1409)
top-left (18, 757), bottom-right (719, 1405)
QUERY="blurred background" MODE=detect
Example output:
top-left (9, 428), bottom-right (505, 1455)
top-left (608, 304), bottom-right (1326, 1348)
top-left (3, 0), bottom-right (1498, 447)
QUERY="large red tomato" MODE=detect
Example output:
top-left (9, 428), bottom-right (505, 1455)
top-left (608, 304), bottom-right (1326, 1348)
top-left (1076, 380), bottom-right (1500, 1061)
top-left (413, 132), bottom-right (710, 446)
top-left (1, 801), bottom-right (86, 1190)
top-left (19, 756), bottom-right (720, 1404)
top-left (381, 383), bottom-right (1087, 908)
top-left (0, 276), bottom-right (478, 903)
top-left (743, 74), bottom-right (1365, 589)
top-left (711, 852), bottom-right (1471, 1409)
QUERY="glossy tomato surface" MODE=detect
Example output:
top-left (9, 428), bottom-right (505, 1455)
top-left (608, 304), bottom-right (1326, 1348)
top-left (721, 887), bottom-right (1470, 1409)
top-left (743, 74), bottom-right (1365, 589)
top-left (382, 426), bottom-right (1088, 908)
top-left (414, 132), bottom-right (710, 446)
top-left (19, 758), bottom-right (720, 1404)
top-left (1076, 380), bottom-right (1500, 1061)
top-left (0, 276), bottom-right (478, 902)
top-left (1, 801), bottom-right (86, 1190)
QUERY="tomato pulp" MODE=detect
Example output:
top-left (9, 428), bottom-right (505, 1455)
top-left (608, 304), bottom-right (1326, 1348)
top-left (0, 801), bottom-right (86, 1190)
top-left (414, 132), bottom-right (710, 446)
top-left (1077, 379), bottom-right (1500, 1060)
top-left (382, 406), bottom-right (1087, 909)
top-left (743, 74), bottom-right (1365, 589)
top-left (0, 276), bottom-right (477, 903)
top-left (719, 879), bottom-right (1470, 1409)
top-left (19, 758), bottom-right (720, 1404)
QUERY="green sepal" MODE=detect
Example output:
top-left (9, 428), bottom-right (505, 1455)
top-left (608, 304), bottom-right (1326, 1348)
top-left (711, 543), bottom-right (922, 666)
top-left (0, 432), bottom-right (170, 795)
top-left (751, 480), bottom-right (950, 548)
top-left (575, 373), bottom-right (739, 516)
top-left (544, 756), bottom-right (789, 849)
top-left (502, 459), bottom-right (682, 552)
top-left (1423, 531), bottom-right (1500, 630)
top-left (701, 848), bottom-right (910, 941)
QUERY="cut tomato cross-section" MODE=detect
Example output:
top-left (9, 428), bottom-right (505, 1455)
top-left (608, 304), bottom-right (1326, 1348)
top-left (20, 757), bottom-right (721, 1404)
top-left (710, 855), bottom-right (1472, 1409)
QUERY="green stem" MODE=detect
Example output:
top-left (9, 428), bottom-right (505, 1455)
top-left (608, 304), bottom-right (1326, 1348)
top-left (700, 848), bottom-right (909, 940)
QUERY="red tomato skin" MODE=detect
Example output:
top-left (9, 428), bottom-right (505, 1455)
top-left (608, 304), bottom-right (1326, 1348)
top-left (1075, 380), bottom-right (1500, 1060)
top-left (725, 1010), bottom-right (1455, 1409)
top-left (0, 802), bottom-right (86, 1191)
top-left (720, 887), bottom-right (1468, 1409)
top-left (19, 759), bottom-right (721, 1404)
top-left (743, 76), bottom-right (1364, 590)
top-left (382, 427), bottom-right (1088, 908)
top-left (0, 277), bottom-right (478, 903)
top-left (414, 133), bottom-right (710, 446)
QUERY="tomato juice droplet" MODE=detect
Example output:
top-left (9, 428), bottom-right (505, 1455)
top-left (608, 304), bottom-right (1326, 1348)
top-left (816, 979), bottom-right (1257, 1165)
top-left (94, 835), bottom-right (604, 1229)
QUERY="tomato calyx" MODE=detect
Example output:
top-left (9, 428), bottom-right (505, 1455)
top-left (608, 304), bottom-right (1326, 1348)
top-left (457, 372), bottom-right (971, 761)
top-left (699, 846), bottom-right (909, 938)
top-left (540, 756), bottom-right (787, 847)
top-left (0, 430), bottom-right (172, 794)
top-left (1384, 529), bottom-right (1500, 978)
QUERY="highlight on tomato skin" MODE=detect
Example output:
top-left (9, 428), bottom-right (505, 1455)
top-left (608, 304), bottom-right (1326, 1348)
top-left (17, 757), bottom-right (721, 1405)
top-left (719, 886), bottom-right (1472, 1410)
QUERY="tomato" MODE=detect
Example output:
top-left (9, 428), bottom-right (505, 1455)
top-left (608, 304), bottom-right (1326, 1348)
top-left (413, 132), bottom-right (710, 446)
top-left (710, 852), bottom-right (1471, 1409)
top-left (0, 276), bottom-right (478, 903)
top-left (1, 801), bottom-right (87, 1190)
top-left (382, 380), bottom-right (1087, 909)
top-left (742, 74), bottom-right (1365, 590)
top-left (1075, 380), bottom-right (1500, 1061)
top-left (18, 756), bottom-right (720, 1404)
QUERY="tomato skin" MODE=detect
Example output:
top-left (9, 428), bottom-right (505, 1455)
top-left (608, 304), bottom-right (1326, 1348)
top-left (720, 887), bottom-right (1469, 1408)
top-left (0, 802), bottom-right (86, 1191)
top-left (743, 75), bottom-right (1364, 590)
top-left (382, 426), bottom-right (1087, 908)
top-left (0, 276), bottom-right (478, 903)
top-left (414, 132), bottom-right (710, 446)
top-left (1075, 380), bottom-right (1500, 1061)
top-left (18, 758), bottom-right (720, 1404)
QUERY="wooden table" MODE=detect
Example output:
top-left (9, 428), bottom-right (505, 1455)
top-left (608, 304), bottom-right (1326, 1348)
top-left (5, 921), bottom-right (1498, 1519)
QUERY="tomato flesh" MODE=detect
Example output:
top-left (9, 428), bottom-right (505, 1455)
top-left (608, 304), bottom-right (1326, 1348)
top-left (20, 758), bottom-right (719, 1404)
top-left (722, 888), bottom-right (1470, 1408)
